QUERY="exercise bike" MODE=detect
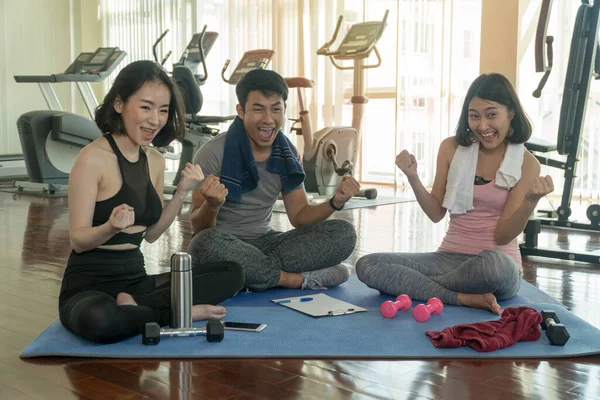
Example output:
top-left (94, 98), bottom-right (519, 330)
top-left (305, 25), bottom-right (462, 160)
top-left (153, 27), bottom-right (234, 194)
top-left (285, 11), bottom-right (389, 199)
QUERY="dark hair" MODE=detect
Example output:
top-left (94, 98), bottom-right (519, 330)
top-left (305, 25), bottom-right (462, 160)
top-left (95, 60), bottom-right (186, 147)
top-left (455, 73), bottom-right (532, 146)
top-left (235, 69), bottom-right (288, 109)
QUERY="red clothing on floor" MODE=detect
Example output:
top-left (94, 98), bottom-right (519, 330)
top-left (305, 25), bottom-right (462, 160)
top-left (425, 306), bottom-right (542, 352)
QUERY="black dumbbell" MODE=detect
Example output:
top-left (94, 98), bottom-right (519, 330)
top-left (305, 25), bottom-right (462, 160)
top-left (142, 319), bottom-right (225, 345)
top-left (540, 310), bottom-right (570, 346)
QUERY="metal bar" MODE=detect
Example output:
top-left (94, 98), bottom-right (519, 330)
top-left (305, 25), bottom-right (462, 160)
top-left (520, 244), bottom-right (600, 265)
top-left (38, 82), bottom-right (62, 111)
top-left (75, 82), bottom-right (99, 119)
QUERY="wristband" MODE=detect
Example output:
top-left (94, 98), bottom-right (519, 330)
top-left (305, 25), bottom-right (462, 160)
top-left (329, 196), bottom-right (344, 211)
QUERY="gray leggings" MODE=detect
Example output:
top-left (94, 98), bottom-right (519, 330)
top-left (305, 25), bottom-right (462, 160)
top-left (356, 250), bottom-right (522, 305)
top-left (188, 219), bottom-right (357, 291)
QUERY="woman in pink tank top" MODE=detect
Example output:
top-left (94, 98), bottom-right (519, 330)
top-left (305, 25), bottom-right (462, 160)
top-left (356, 73), bottom-right (554, 315)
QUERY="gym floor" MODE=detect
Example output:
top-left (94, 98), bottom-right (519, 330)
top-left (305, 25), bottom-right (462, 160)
top-left (1, 188), bottom-right (600, 399)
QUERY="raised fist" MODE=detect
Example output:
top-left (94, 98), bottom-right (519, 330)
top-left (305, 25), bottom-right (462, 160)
top-left (109, 204), bottom-right (135, 230)
top-left (200, 174), bottom-right (228, 208)
top-left (395, 150), bottom-right (418, 178)
top-left (177, 163), bottom-right (205, 194)
top-left (525, 175), bottom-right (554, 203)
top-left (332, 174), bottom-right (361, 208)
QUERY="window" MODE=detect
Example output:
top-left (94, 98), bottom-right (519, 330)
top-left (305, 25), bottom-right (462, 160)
top-left (463, 30), bottom-right (472, 58)
top-left (101, 0), bottom-right (481, 189)
top-left (412, 131), bottom-right (426, 161)
top-left (356, 0), bottom-right (480, 187)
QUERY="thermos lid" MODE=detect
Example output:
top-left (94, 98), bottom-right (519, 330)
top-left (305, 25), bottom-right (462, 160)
top-left (170, 252), bottom-right (192, 272)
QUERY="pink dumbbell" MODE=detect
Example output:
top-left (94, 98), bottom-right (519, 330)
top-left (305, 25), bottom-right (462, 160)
top-left (380, 294), bottom-right (412, 318)
top-left (412, 298), bottom-right (444, 322)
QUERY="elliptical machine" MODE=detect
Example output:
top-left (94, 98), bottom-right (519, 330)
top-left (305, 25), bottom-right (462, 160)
top-left (153, 27), bottom-right (235, 193)
top-left (13, 47), bottom-right (127, 194)
top-left (286, 11), bottom-right (388, 199)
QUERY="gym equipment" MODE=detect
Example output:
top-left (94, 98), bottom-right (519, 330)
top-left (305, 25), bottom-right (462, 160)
top-left (13, 47), bottom-right (126, 194)
top-left (540, 310), bottom-right (570, 346)
top-left (153, 27), bottom-right (234, 193)
top-left (0, 154), bottom-right (27, 180)
top-left (286, 11), bottom-right (388, 198)
top-left (154, 31), bottom-right (274, 195)
top-left (356, 188), bottom-right (378, 200)
top-left (143, 319), bottom-right (224, 344)
top-left (532, 0), bottom-right (554, 99)
top-left (380, 294), bottom-right (412, 319)
top-left (520, 0), bottom-right (600, 264)
top-left (221, 49), bottom-right (275, 85)
top-left (413, 298), bottom-right (444, 322)
top-left (142, 252), bottom-right (224, 345)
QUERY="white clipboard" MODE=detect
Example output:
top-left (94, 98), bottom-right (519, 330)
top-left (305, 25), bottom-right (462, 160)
top-left (271, 293), bottom-right (367, 318)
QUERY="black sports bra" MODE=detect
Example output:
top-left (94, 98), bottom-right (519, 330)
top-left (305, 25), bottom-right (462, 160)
top-left (91, 134), bottom-right (163, 246)
top-left (474, 175), bottom-right (492, 185)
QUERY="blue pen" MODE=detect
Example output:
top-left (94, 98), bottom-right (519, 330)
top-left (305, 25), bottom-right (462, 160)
top-left (277, 297), bottom-right (313, 304)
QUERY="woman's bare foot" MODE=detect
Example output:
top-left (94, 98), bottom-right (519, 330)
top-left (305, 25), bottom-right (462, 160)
top-left (192, 305), bottom-right (226, 321)
top-left (457, 292), bottom-right (503, 315)
top-left (116, 292), bottom-right (137, 306)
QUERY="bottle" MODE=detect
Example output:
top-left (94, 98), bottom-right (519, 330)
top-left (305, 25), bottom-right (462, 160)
top-left (170, 252), bottom-right (193, 329)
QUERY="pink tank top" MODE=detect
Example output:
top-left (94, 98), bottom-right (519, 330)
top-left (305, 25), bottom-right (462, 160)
top-left (438, 179), bottom-right (522, 270)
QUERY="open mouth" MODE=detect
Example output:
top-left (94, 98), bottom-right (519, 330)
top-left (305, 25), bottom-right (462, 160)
top-left (479, 131), bottom-right (497, 142)
top-left (141, 127), bottom-right (156, 140)
top-left (258, 128), bottom-right (274, 140)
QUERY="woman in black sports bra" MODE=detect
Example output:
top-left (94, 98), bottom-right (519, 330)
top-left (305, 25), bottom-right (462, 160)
top-left (59, 60), bottom-right (244, 343)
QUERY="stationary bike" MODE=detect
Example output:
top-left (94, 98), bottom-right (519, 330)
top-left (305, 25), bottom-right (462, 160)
top-left (153, 27), bottom-right (234, 194)
top-left (286, 11), bottom-right (389, 199)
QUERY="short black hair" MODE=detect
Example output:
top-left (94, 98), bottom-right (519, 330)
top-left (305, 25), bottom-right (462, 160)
top-left (94, 60), bottom-right (186, 147)
top-left (235, 69), bottom-right (288, 110)
top-left (455, 73), bottom-right (532, 146)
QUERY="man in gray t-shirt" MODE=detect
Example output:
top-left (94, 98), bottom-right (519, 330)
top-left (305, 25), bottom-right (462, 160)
top-left (187, 69), bottom-right (359, 291)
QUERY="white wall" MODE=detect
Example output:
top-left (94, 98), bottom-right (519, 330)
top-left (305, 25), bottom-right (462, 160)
top-left (0, 0), bottom-right (104, 156)
top-left (0, 0), bottom-right (71, 155)
top-left (0, 0), bottom-right (7, 154)
top-left (479, 0), bottom-right (519, 85)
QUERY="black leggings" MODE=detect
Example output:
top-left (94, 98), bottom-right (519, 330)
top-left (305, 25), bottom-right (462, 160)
top-left (59, 249), bottom-right (244, 343)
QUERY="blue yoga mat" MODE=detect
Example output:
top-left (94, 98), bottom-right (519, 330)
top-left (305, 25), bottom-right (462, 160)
top-left (20, 278), bottom-right (600, 359)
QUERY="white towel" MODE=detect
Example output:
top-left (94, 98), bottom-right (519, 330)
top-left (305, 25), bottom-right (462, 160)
top-left (442, 141), bottom-right (525, 214)
top-left (496, 143), bottom-right (525, 189)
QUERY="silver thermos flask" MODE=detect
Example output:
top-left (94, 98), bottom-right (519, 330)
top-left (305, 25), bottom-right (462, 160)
top-left (170, 252), bottom-right (193, 329)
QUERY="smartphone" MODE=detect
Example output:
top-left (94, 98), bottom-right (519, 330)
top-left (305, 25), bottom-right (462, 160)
top-left (223, 322), bottom-right (267, 332)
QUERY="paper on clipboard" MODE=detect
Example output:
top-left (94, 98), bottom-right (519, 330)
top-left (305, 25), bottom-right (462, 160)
top-left (271, 293), bottom-right (367, 318)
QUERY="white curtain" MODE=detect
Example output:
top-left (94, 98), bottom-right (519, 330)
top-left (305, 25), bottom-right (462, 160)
top-left (98, 0), bottom-right (481, 186)
top-left (351, 0), bottom-right (482, 187)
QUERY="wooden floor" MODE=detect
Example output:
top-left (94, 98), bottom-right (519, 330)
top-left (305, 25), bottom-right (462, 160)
top-left (2, 188), bottom-right (600, 399)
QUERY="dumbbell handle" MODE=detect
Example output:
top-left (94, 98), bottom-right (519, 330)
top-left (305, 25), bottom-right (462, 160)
top-left (422, 302), bottom-right (441, 313)
top-left (355, 188), bottom-right (377, 199)
top-left (380, 295), bottom-right (412, 318)
top-left (413, 298), bottom-right (443, 322)
top-left (543, 317), bottom-right (560, 329)
top-left (160, 327), bottom-right (207, 338)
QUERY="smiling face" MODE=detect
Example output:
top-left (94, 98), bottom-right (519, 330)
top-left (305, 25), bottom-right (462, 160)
top-left (467, 96), bottom-right (515, 150)
top-left (113, 80), bottom-right (171, 147)
top-left (236, 90), bottom-right (286, 155)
